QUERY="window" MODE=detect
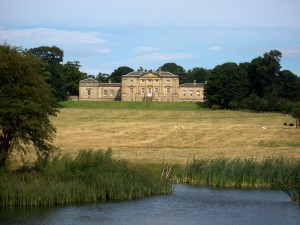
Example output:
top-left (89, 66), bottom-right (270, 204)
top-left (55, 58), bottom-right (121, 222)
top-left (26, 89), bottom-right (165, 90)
top-left (183, 91), bottom-right (186, 97)
top-left (141, 88), bottom-right (145, 94)
top-left (190, 91), bottom-right (193, 97)
top-left (155, 88), bottom-right (159, 93)
top-left (166, 80), bottom-right (170, 84)
top-left (87, 90), bottom-right (91, 95)
top-left (148, 79), bottom-right (152, 82)
top-left (166, 88), bottom-right (170, 94)
top-left (103, 90), bottom-right (107, 96)
top-left (110, 90), bottom-right (114, 96)
top-left (197, 90), bottom-right (200, 97)
top-left (155, 79), bottom-right (159, 83)
top-left (141, 80), bottom-right (145, 83)
top-left (130, 79), bottom-right (133, 83)
top-left (130, 88), bottom-right (133, 94)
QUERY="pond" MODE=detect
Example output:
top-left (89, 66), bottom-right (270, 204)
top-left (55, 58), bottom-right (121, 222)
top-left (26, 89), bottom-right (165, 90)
top-left (1, 185), bottom-right (299, 225)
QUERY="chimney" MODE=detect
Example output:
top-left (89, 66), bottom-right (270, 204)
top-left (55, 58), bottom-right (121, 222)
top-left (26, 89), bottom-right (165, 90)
top-left (193, 80), bottom-right (196, 85)
top-left (139, 67), bottom-right (144, 73)
top-left (157, 67), bottom-right (162, 74)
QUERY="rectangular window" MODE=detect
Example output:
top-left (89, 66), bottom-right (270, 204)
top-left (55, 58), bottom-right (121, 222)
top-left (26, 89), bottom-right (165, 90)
top-left (130, 79), bottom-right (133, 83)
top-left (183, 91), bottom-right (186, 97)
top-left (155, 88), bottom-right (159, 93)
top-left (130, 88), bottom-right (133, 94)
top-left (190, 91), bottom-right (193, 97)
top-left (166, 80), bottom-right (170, 84)
top-left (166, 88), bottom-right (170, 94)
top-left (155, 79), bottom-right (159, 83)
top-left (197, 90), bottom-right (200, 97)
top-left (141, 88), bottom-right (145, 94)
top-left (103, 90), bottom-right (107, 96)
top-left (141, 80), bottom-right (145, 83)
top-left (148, 79), bottom-right (152, 82)
top-left (110, 90), bottom-right (114, 96)
top-left (87, 90), bottom-right (91, 95)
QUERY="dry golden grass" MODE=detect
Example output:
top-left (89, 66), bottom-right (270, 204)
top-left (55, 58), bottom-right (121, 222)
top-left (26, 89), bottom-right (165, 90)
top-left (51, 108), bottom-right (300, 164)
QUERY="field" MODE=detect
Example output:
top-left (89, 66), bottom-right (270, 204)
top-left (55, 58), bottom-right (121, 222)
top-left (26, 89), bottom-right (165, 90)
top-left (50, 101), bottom-right (300, 164)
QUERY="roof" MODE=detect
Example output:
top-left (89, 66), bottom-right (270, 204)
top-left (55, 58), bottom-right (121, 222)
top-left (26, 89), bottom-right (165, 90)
top-left (123, 70), bottom-right (178, 78)
top-left (79, 78), bottom-right (99, 83)
top-left (179, 83), bottom-right (204, 87)
top-left (99, 83), bottom-right (121, 87)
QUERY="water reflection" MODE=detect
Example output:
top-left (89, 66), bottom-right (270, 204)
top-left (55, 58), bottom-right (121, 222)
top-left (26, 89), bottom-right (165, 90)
top-left (1, 185), bottom-right (299, 225)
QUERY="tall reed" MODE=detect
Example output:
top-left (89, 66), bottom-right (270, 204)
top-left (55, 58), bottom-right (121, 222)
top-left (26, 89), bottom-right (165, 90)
top-left (0, 149), bottom-right (171, 206)
top-left (185, 157), bottom-right (300, 202)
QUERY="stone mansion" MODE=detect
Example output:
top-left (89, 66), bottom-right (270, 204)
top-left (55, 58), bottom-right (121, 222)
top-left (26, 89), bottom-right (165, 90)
top-left (79, 68), bottom-right (204, 102)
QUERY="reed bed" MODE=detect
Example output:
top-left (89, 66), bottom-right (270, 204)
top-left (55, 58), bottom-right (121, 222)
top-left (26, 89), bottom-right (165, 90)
top-left (184, 157), bottom-right (300, 202)
top-left (0, 149), bottom-right (172, 206)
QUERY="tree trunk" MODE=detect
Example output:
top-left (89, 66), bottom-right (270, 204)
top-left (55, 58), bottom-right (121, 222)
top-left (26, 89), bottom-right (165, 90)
top-left (0, 133), bottom-right (13, 168)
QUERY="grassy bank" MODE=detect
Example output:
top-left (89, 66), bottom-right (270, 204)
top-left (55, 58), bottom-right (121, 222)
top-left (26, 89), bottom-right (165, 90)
top-left (184, 157), bottom-right (300, 202)
top-left (0, 150), bottom-right (171, 206)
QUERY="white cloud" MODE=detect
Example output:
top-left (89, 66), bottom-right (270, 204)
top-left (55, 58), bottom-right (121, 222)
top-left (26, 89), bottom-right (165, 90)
top-left (135, 52), bottom-right (196, 62)
top-left (281, 47), bottom-right (300, 58)
top-left (133, 47), bottom-right (160, 54)
top-left (0, 28), bottom-right (107, 46)
top-left (209, 46), bottom-right (222, 52)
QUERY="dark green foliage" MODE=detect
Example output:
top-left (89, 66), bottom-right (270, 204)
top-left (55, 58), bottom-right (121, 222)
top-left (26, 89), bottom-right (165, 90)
top-left (0, 149), bottom-right (172, 206)
top-left (110, 66), bottom-right (134, 83)
top-left (62, 61), bottom-right (85, 96)
top-left (161, 63), bottom-right (186, 84)
top-left (205, 62), bottom-right (248, 108)
top-left (185, 157), bottom-right (300, 202)
top-left (185, 67), bottom-right (210, 83)
top-left (291, 102), bottom-right (300, 126)
top-left (0, 44), bottom-right (59, 168)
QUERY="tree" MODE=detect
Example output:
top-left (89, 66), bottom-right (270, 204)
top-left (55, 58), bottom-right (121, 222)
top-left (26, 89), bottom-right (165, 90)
top-left (0, 44), bottom-right (59, 168)
top-left (62, 61), bottom-right (85, 96)
top-left (110, 66), bottom-right (133, 83)
top-left (28, 46), bottom-right (67, 101)
top-left (205, 62), bottom-right (248, 108)
top-left (291, 102), bottom-right (300, 128)
top-left (28, 46), bottom-right (63, 64)
top-left (185, 67), bottom-right (210, 83)
top-left (277, 70), bottom-right (300, 101)
top-left (247, 50), bottom-right (282, 98)
top-left (160, 63), bottom-right (186, 84)
top-left (96, 72), bottom-right (109, 83)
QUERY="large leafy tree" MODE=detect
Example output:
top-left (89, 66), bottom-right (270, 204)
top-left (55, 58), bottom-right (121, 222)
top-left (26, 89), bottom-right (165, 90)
top-left (277, 70), bottom-right (300, 101)
top-left (247, 50), bottom-right (282, 98)
top-left (0, 44), bottom-right (59, 168)
top-left (160, 63), bottom-right (186, 84)
top-left (28, 46), bottom-right (67, 101)
top-left (62, 61), bottom-right (85, 96)
top-left (110, 66), bottom-right (133, 83)
top-left (205, 62), bottom-right (248, 108)
top-left (185, 67), bottom-right (210, 83)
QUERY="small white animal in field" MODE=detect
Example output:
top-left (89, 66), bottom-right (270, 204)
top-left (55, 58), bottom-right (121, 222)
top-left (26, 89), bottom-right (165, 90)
top-left (181, 126), bottom-right (184, 129)
top-left (261, 127), bottom-right (267, 131)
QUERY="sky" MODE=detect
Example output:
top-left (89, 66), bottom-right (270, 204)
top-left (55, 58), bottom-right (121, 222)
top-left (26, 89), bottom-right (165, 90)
top-left (1, 0), bottom-right (300, 75)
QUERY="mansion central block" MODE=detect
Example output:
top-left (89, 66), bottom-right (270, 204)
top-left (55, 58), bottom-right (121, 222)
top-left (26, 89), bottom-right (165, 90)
top-left (79, 68), bottom-right (204, 102)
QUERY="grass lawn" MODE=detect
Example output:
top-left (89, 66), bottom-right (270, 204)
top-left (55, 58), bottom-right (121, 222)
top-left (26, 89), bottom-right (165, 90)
top-left (50, 101), bottom-right (300, 164)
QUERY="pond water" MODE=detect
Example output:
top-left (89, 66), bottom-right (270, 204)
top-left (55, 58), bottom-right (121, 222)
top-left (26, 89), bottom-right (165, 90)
top-left (1, 185), bottom-right (299, 225)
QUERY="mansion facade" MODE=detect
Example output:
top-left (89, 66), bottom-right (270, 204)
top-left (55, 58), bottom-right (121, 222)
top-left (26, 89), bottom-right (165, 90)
top-left (79, 68), bottom-right (204, 102)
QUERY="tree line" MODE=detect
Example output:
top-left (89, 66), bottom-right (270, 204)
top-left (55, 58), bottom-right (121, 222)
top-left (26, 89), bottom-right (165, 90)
top-left (19, 45), bottom-right (300, 115)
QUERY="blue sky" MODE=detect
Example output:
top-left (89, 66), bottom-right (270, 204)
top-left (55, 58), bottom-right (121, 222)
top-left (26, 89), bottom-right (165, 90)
top-left (1, 0), bottom-right (300, 75)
